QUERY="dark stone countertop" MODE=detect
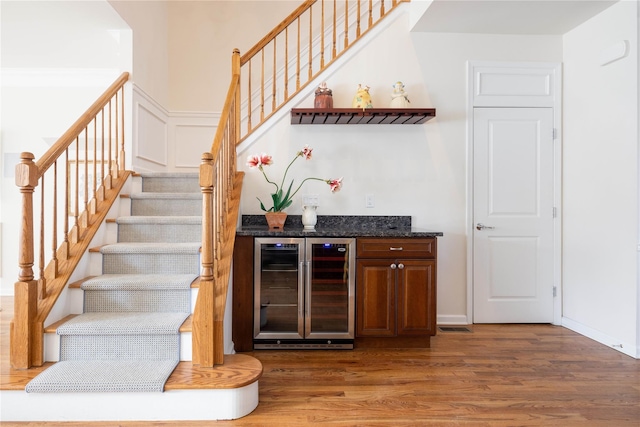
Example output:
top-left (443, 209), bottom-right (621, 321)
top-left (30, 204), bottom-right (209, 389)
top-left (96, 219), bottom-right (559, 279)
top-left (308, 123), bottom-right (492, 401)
top-left (236, 215), bottom-right (443, 238)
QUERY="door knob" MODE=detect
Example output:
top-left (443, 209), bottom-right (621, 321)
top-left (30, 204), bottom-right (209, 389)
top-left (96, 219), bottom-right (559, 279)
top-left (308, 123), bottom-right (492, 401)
top-left (476, 223), bottom-right (495, 231)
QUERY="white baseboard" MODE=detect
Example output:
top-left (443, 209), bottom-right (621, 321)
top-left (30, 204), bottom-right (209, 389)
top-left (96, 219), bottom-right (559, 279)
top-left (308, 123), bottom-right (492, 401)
top-left (562, 316), bottom-right (638, 359)
top-left (437, 314), bottom-right (469, 325)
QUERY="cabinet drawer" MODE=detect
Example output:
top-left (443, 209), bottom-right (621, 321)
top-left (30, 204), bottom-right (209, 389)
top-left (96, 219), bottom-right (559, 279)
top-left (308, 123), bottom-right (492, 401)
top-left (357, 238), bottom-right (436, 259)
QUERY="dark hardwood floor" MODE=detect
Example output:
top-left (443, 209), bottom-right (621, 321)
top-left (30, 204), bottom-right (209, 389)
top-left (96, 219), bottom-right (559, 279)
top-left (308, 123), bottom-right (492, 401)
top-left (1, 296), bottom-right (639, 426)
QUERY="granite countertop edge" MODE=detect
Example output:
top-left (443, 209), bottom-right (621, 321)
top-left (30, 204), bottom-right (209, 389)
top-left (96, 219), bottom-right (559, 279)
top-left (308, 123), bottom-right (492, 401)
top-left (236, 215), bottom-right (443, 238)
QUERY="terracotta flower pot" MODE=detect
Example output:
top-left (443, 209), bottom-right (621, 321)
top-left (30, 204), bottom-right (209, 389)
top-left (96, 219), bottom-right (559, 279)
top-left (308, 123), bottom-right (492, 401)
top-left (265, 212), bottom-right (287, 230)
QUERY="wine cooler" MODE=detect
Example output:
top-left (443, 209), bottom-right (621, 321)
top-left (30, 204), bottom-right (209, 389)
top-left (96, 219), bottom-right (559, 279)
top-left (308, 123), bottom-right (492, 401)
top-left (254, 237), bottom-right (355, 349)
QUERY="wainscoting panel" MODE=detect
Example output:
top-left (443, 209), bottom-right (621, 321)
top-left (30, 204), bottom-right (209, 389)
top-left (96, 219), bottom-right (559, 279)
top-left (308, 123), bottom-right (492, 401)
top-left (133, 86), bottom-right (168, 169)
top-left (170, 113), bottom-right (219, 170)
top-left (131, 85), bottom-right (220, 172)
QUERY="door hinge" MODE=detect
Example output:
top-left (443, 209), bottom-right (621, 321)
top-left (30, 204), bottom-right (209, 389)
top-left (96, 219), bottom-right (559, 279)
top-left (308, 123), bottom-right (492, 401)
top-left (553, 286), bottom-right (557, 297)
top-left (553, 207), bottom-right (557, 218)
top-left (552, 128), bottom-right (557, 140)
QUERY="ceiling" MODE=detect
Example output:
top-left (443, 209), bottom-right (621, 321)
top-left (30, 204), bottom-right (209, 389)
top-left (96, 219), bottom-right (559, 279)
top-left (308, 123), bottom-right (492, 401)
top-left (411, 0), bottom-right (620, 35)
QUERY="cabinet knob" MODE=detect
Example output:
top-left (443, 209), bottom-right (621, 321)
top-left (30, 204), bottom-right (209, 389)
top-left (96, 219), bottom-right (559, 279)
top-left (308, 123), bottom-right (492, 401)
top-left (398, 263), bottom-right (404, 269)
top-left (390, 263), bottom-right (397, 269)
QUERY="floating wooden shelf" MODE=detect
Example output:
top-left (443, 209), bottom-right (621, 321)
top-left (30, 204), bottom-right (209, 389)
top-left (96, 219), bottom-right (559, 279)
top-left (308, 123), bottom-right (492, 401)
top-left (290, 108), bottom-right (436, 125)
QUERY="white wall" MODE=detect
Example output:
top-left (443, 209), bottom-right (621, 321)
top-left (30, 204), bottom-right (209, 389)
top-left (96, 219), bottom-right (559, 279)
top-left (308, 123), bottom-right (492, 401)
top-left (0, 0), bottom-right (132, 295)
top-left (237, 11), bottom-right (563, 324)
top-left (562, 0), bottom-right (639, 357)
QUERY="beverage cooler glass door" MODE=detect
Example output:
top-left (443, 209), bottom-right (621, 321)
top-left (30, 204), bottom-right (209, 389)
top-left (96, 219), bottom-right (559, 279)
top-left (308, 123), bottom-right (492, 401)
top-left (254, 238), bottom-right (305, 339)
top-left (305, 238), bottom-right (355, 339)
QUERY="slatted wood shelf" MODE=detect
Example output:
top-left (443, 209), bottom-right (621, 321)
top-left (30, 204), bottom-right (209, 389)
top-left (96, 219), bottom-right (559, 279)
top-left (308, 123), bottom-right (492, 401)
top-left (290, 108), bottom-right (436, 125)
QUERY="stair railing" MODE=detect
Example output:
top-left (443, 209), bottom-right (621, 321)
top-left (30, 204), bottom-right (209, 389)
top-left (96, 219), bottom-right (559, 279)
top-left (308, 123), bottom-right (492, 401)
top-left (196, 1), bottom-right (405, 366)
top-left (195, 50), bottom-right (244, 367)
top-left (239, 0), bottom-right (406, 142)
top-left (12, 72), bottom-right (131, 369)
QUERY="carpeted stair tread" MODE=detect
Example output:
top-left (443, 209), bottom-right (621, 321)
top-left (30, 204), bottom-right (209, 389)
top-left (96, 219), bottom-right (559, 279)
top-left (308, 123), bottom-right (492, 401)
top-left (129, 193), bottom-right (201, 200)
top-left (81, 274), bottom-right (198, 290)
top-left (57, 312), bottom-right (190, 335)
top-left (116, 216), bottom-right (202, 225)
top-left (100, 242), bottom-right (201, 254)
top-left (25, 359), bottom-right (179, 393)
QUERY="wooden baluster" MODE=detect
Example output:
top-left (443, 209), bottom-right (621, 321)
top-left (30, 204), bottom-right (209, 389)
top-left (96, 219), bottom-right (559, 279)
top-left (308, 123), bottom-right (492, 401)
top-left (38, 174), bottom-right (45, 298)
top-left (99, 108), bottom-right (106, 197)
top-left (72, 136), bottom-right (79, 243)
top-left (233, 49), bottom-right (241, 145)
top-left (260, 49), bottom-right (265, 122)
top-left (50, 160), bottom-right (58, 278)
top-left (92, 117), bottom-right (97, 211)
top-left (113, 91), bottom-right (119, 179)
top-left (308, 6), bottom-right (313, 80)
top-left (320, 0), bottom-right (325, 68)
top-left (61, 150), bottom-right (69, 260)
top-left (272, 40), bottom-right (277, 112)
top-left (333, 0), bottom-right (337, 58)
top-left (247, 59), bottom-right (253, 133)
top-left (344, 0), bottom-right (349, 48)
top-left (108, 99), bottom-right (113, 185)
top-left (368, 0), bottom-right (373, 28)
top-left (356, 0), bottom-right (361, 37)
top-left (84, 127), bottom-right (89, 220)
top-left (119, 86), bottom-right (126, 173)
top-left (284, 28), bottom-right (290, 99)
top-left (12, 152), bottom-right (38, 369)
top-left (296, 17), bottom-right (301, 90)
top-left (380, 0), bottom-right (385, 16)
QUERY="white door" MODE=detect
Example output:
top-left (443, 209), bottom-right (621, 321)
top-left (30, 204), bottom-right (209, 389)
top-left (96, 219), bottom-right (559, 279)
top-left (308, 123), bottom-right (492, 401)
top-left (473, 107), bottom-right (554, 323)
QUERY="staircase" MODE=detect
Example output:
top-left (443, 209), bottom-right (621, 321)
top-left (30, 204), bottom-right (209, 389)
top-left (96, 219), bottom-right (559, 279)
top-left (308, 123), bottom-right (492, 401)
top-left (2, 173), bottom-right (260, 422)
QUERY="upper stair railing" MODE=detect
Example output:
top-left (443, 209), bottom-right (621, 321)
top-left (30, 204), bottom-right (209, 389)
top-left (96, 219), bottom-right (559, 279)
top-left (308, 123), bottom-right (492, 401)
top-left (238, 0), bottom-right (406, 142)
top-left (12, 72), bottom-right (131, 369)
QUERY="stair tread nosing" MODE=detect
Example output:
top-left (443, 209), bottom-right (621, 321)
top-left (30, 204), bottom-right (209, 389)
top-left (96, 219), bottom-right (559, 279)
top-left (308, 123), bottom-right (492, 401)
top-left (100, 242), bottom-right (201, 254)
top-left (116, 216), bottom-right (202, 225)
top-left (25, 359), bottom-right (179, 393)
top-left (130, 193), bottom-right (201, 199)
top-left (81, 273), bottom-right (198, 290)
top-left (57, 312), bottom-right (190, 335)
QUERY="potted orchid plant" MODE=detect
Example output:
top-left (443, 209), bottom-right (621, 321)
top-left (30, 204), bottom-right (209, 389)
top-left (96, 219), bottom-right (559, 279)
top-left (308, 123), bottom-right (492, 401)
top-left (247, 145), bottom-right (342, 229)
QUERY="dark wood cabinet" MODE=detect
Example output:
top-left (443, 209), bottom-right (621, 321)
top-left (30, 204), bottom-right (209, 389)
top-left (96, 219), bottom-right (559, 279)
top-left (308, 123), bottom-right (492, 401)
top-left (356, 238), bottom-right (437, 348)
top-left (233, 235), bottom-right (438, 351)
top-left (232, 235), bottom-right (254, 352)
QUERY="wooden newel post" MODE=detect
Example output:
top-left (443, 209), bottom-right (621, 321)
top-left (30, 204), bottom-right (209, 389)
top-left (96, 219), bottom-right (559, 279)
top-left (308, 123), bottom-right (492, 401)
top-left (12, 152), bottom-right (39, 369)
top-left (194, 152), bottom-right (216, 367)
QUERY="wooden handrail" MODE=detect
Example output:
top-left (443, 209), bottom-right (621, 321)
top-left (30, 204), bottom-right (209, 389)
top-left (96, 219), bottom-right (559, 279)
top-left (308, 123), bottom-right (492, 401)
top-left (12, 72), bottom-right (130, 369)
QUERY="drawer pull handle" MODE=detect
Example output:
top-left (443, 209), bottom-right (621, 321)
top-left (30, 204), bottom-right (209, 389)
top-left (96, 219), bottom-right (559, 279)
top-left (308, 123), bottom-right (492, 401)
top-left (390, 247), bottom-right (403, 251)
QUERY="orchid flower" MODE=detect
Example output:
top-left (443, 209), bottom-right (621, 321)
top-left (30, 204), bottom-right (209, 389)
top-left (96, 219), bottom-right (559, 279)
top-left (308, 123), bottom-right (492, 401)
top-left (247, 145), bottom-right (343, 212)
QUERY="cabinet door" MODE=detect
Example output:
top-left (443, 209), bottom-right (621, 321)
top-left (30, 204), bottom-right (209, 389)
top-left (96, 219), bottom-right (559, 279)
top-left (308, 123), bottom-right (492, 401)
top-left (356, 259), bottom-right (395, 337)
top-left (397, 260), bottom-right (436, 336)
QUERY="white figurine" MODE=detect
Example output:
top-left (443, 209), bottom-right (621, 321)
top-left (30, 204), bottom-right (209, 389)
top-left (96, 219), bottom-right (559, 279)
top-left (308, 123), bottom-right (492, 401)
top-left (390, 81), bottom-right (410, 108)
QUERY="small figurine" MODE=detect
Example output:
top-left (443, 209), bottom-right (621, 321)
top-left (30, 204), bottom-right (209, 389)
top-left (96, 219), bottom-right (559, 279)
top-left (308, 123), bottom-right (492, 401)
top-left (314, 82), bottom-right (333, 109)
top-left (352, 84), bottom-right (373, 110)
top-left (390, 81), bottom-right (410, 108)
